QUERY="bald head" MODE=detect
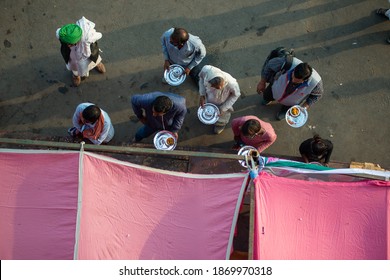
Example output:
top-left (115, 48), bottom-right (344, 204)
top-left (171, 28), bottom-right (189, 46)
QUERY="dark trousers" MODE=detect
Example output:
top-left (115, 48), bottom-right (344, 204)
top-left (189, 64), bottom-right (202, 85)
top-left (263, 85), bottom-right (290, 113)
top-left (135, 125), bottom-right (156, 142)
top-left (188, 57), bottom-right (208, 87)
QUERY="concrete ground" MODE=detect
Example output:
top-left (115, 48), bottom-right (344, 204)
top-left (1, 0), bottom-right (389, 168)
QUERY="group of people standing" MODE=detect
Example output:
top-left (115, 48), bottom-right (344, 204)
top-left (57, 17), bottom-right (333, 166)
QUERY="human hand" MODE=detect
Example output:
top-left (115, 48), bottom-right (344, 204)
top-left (173, 132), bottom-right (179, 140)
top-left (139, 117), bottom-right (147, 124)
top-left (249, 169), bottom-right (258, 179)
top-left (184, 67), bottom-right (191, 75)
top-left (232, 143), bottom-right (241, 150)
top-left (301, 154), bottom-right (310, 163)
top-left (256, 80), bottom-right (266, 94)
top-left (164, 60), bottom-right (170, 71)
top-left (75, 131), bottom-right (83, 139)
top-left (199, 96), bottom-right (206, 107)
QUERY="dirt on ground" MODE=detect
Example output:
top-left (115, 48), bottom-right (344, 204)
top-left (1, 0), bottom-right (389, 168)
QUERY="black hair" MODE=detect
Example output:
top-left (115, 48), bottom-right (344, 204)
top-left (82, 105), bottom-right (101, 123)
top-left (152, 96), bottom-right (173, 114)
top-left (311, 134), bottom-right (327, 156)
top-left (241, 119), bottom-right (261, 136)
top-left (294, 62), bottom-right (312, 80)
top-left (171, 28), bottom-right (189, 45)
top-left (208, 77), bottom-right (224, 87)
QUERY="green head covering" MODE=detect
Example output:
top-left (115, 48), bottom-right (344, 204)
top-left (59, 24), bottom-right (82, 44)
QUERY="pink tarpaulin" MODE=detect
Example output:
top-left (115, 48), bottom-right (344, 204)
top-left (77, 154), bottom-right (247, 260)
top-left (0, 152), bottom-right (79, 260)
top-left (0, 150), bottom-right (247, 260)
top-left (253, 172), bottom-right (390, 260)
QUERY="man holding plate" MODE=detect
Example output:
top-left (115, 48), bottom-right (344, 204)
top-left (198, 65), bottom-right (241, 134)
top-left (257, 55), bottom-right (323, 121)
top-left (161, 27), bottom-right (206, 84)
top-left (68, 102), bottom-right (114, 145)
top-left (130, 92), bottom-right (187, 142)
top-left (231, 115), bottom-right (277, 153)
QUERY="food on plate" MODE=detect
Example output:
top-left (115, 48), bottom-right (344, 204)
top-left (166, 137), bottom-right (175, 146)
top-left (291, 107), bottom-right (300, 116)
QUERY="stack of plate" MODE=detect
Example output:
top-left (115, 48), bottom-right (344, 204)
top-left (163, 64), bottom-right (186, 86)
top-left (197, 103), bottom-right (220, 125)
top-left (285, 105), bottom-right (308, 128)
top-left (237, 145), bottom-right (264, 168)
top-left (153, 130), bottom-right (177, 150)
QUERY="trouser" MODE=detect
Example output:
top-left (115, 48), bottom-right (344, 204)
top-left (263, 85), bottom-right (290, 113)
top-left (215, 110), bottom-right (231, 126)
top-left (188, 57), bottom-right (208, 86)
top-left (135, 125), bottom-right (157, 142)
top-left (189, 64), bottom-right (201, 85)
top-left (68, 55), bottom-right (102, 77)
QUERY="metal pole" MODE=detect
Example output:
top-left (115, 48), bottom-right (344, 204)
top-left (248, 179), bottom-right (255, 260)
top-left (0, 137), bottom-right (245, 160)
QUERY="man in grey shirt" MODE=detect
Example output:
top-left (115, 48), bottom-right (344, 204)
top-left (161, 27), bottom-right (206, 84)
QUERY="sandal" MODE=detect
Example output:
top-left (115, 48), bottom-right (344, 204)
top-left (72, 75), bottom-right (81, 87)
top-left (376, 8), bottom-right (389, 18)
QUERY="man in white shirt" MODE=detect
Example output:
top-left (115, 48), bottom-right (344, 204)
top-left (56, 17), bottom-right (106, 87)
top-left (376, 7), bottom-right (390, 43)
top-left (68, 102), bottom-right (114, 145)
top-left (161, 27), bottom-right (206, 84)
top-left (198, 65), bottom-right (241, 134)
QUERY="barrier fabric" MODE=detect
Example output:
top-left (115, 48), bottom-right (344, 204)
top-left (0, 152), bottom-right (79, 260)
top-left (77, 154), bottom-right (247, 259)
top-left (0, 150), bottom-right (247, 260)
top-left (253, 172), bottom-right (390, 260)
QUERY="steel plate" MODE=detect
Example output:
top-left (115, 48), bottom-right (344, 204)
top-left (153, 130), bottom-right (177, 150)
top-left (285, 105), bottom-right (308, 128)
top-left (237, 145), bottom-right (264, 168)
top-left (164, 64), bottom-right (186, 86)
top-left (197, 103), bottom-right (220, 125)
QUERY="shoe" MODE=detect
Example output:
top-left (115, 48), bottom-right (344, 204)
top-left (376, 8), bottom-right (389, 19)
top-left (276, 110), bottom-right (286, 121)
top-left (72, 75), bottom-right (81, 87)
top-left (261, 99), bottom-right (272, 106)
top-left (213, 125), bottom-right (226, 134)
top-left (95, 62), bottom-right (106, 73)
top-left (68, 127), bottom-right (77, 137)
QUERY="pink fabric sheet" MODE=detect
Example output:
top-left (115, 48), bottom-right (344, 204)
top-left (253, 172), bottom-right (390, 260)
top-left (77, 154), bottom-right (246, 259)
top-left (0, 152), bottom-right (79, 260)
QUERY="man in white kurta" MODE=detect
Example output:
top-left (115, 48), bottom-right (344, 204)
top-left (56, 17), bottom-right (106, 86)
top-left (375, 7), bottom-right (390, 43)
top-left (198, 65), bottom-right (241, 134)
top-left (69, 102), bottom-right (114, 145)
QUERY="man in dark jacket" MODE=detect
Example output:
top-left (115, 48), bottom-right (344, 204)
top-left (257, 56), bottom-right (323, 121)
top-left (131, 92), bottom-right (187, 142)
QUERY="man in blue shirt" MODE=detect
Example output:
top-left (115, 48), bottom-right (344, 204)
top-left (131, 92), bottom-right (187, 142)
top-left (161, 27), bottom-right (206, 84)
